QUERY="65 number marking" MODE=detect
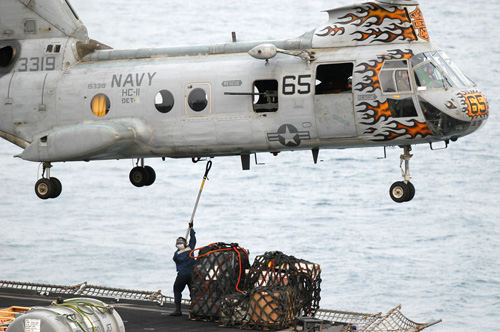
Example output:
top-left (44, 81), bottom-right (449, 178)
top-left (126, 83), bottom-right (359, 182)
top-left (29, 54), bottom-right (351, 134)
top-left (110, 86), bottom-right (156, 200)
top-left (466, 94), bottom-right (487, 115)
top-left (462, 92), bottom-right (488, 117)
top-left (282, 75), bottom-right (312, 95)
top-left (18, 57), bottom-right (56, 72)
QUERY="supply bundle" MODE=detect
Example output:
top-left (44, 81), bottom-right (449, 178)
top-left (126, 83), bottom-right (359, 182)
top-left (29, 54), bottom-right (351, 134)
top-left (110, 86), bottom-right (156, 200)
top-left (189, 242), bottom-right (250, 321)
top-left (221, 250), bottom-right (322, 330)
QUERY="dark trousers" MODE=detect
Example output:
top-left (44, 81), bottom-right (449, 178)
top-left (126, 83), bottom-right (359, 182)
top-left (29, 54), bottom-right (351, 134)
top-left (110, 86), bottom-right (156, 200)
top-left (173, 273), bottom-right (192, 304)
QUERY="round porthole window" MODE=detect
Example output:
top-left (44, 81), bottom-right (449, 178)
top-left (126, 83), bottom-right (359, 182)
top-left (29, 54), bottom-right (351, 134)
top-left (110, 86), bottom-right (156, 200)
top-left (155, 90), bottom-right (174, 113)
top-left (188, 88), bottom-right (208, 112)
top-left (91, 94), bottom-right (110, 117)
top-left (0, 46), bottom-right (15, 67)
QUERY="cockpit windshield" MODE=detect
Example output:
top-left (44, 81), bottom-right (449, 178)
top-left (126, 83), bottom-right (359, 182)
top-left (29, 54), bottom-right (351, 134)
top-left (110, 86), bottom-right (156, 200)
top-left (411, 51), bottom-right (474, 90)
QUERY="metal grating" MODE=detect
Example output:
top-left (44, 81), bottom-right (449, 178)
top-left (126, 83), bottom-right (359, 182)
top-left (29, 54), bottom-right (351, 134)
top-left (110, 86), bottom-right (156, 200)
top-left (0, 280), bottom-right (189, 305)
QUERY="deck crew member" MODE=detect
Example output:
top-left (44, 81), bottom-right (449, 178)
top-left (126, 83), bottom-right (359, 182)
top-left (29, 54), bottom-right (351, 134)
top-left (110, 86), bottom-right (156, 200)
top-left (171, 223), bottom-right (196, 316)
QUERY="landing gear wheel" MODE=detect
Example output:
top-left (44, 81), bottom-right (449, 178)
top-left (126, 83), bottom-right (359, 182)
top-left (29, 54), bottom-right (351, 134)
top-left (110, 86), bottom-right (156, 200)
top-left (389, 181), bottom-right (410, 203)
top-left (35, 178), bottom-right (54, 200)
top-left (144, 166), bottom-right (156, 186)
top-left (406, 181), bottom-right (415, 202)
top-left (50, 177), bottom-right (62, 199)
top-left (389, 145), bottom-right (417, 203)
top-left (129, 166), bottom-right (150, 187)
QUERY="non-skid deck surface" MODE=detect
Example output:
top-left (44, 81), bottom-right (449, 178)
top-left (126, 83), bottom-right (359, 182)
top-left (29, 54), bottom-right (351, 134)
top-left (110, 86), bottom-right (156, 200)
top-left (0, 288), bottom-right (243, 332)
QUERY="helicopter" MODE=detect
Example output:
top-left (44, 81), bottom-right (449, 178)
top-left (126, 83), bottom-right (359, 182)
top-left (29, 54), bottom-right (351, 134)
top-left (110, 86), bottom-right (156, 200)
top-left (0, 0), bottom-right (488, 202)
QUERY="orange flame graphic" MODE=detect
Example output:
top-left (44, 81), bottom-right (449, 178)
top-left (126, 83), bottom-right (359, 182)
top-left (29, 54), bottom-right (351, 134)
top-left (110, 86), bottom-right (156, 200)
top-left (382, 120), bottom-right (432, 141)
top-left (354, 25), bottom-right (417, 43)
top-left (355, 59), bottom-right (384, 93)
top-left (340, 3), bottom-right (408, 27)
top-left (358, 100), bottom-right (392, 125)
top-left (316, 25), bottom-right (345, 37)
top-left (386, 48), bottom-right (414, 60)
top-left (355, 50), bottom-right (413, 93)
top-left (338, 2), bottom-right (417, 43)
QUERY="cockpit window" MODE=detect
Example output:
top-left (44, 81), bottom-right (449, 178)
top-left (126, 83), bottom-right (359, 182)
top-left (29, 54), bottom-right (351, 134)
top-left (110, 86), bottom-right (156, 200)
top-left (414, 61), bottom-right (450, 89)
top-left (380, 60), bottom-right (411, 93)
top-left (438, 51), bottom-right (475, 86)
top-left (411, 51), bottom-right (474, 90)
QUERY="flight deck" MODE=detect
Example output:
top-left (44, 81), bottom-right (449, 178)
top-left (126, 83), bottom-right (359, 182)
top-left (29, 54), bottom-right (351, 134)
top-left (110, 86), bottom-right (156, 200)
top-left (0, 281), bottom-right (441, 332)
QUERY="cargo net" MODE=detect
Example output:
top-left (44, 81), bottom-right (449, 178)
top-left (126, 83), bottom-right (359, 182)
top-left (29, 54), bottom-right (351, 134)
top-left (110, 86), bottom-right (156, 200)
top-left (220, 251), bottom-right (322, 330)
top-left (245, 251), bottom-right (321, 317)
top-left (314, 305), bottom-right (442, 332)
top-left (220, 286), bottom-right (297, 330)
top-left (189, 242), bottom-right (250, 321)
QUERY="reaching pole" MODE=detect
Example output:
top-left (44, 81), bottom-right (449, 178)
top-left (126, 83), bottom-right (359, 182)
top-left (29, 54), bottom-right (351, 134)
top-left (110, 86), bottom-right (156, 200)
top-left (186, 160), bottom-right (212, 241)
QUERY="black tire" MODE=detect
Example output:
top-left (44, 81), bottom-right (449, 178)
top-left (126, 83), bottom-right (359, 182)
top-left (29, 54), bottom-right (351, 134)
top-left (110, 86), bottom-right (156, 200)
top-left (35, 178), bottom-right (53, 200)
top-left (50, 177), bottom-right (62, 199)
top-left (129, 166), bottom-right (150, 187)
top-left (406, 181), bottom-right (415, 202)
top-left (389, 181), bottom-right (409, 203)
top-left (144, 166), bottom-right (156, 186)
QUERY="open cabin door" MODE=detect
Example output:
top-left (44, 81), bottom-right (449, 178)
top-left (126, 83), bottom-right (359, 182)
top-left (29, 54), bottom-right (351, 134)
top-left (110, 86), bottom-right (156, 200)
top-left (314, 63), bottom-right (356, 138)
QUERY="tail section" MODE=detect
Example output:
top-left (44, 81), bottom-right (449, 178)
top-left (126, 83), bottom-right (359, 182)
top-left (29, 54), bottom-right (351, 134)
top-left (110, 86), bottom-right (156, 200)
top-left (0, 0), bottom-right (89, 77)
top-left (312, 0), bottom-right (429, 48)
top-left (0, 0), bottom-right (88, 41)
top-left (0, 0), bottom-right (90, 149)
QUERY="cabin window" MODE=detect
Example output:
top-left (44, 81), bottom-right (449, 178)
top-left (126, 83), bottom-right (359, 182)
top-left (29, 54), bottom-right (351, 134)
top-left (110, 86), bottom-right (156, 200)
top-left (185, 83), bottom-right (211, 116)
top-left (188, 88), bottom-right (208, 112)
top-left (91, 94), bottom-right (110, 117)
top-left (315, 63), bottom-right (353, 94)
top-left (155, 90), bottom-right (174, 113)
top-left (253, 80), bottom-right (278, 112)
top-left (0, 46), bottom-right (15, 67)
top-left (380, 60), bottom-right (412, 93)
top-left (387, 97), bottom-right (418, 118)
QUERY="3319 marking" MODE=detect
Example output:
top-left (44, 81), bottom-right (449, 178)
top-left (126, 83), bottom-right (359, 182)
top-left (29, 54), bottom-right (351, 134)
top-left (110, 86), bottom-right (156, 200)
top-left (18, 57), bottom-right (56, 72)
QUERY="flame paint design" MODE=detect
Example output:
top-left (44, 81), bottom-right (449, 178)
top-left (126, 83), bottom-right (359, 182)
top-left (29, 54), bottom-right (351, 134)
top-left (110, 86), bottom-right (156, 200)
top-left (354, 25), bottom-right (417, 43)
top-left (386, 48), bottom-right (414, 60)
top-left (357, 100), bottom-right (393, 125)
top-left (354, 59), bottom-right (384, 93)
top-left (340, 3), bottom-right (407, 27)
top-left (354, 49), bottom-right (413, 93)
top-left (377, 120), bottom-right (433, 141)
top-left (354, 49), bottom-right (432, 141)
top-left (338, 2), bottom-right (417, 43)
top-left (316, 25), bottom-right (345, 37)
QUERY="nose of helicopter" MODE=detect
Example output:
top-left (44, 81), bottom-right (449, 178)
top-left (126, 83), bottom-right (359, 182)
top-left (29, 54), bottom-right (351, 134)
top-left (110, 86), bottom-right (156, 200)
top-left (417, 88), bottom-right (488, 140)
top-left (456, 89), bottom-right (489, 135)
top-left (457, 90), bottom-right (488, 118)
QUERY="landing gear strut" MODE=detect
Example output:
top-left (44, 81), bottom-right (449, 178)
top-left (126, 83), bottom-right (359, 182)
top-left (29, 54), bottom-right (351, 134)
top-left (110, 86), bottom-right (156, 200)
top-left (389, 146), bottom-right (415, 203)
top-left (35, 162), bottom-right (62, 199)
top-left (129, 158), bottom-right (156, 187)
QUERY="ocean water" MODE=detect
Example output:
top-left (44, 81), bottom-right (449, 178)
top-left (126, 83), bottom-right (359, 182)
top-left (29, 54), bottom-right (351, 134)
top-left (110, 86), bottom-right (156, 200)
top-left (1, 1), bottom-right (500, 331)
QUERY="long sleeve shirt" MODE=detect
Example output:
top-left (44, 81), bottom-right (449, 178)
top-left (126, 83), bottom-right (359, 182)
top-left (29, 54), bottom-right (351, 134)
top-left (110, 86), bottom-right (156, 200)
top-left (173, 228), bottom-right (196, 276)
